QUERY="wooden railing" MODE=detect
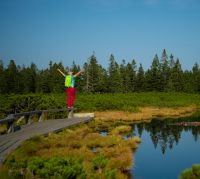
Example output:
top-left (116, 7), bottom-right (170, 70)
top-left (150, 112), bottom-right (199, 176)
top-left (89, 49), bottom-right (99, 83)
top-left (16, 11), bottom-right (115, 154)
top-left (0, 108), bottom-right (74, 133)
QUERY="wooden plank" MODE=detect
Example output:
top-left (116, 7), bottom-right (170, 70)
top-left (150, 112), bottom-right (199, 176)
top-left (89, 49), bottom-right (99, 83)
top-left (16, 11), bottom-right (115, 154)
top-left (0, 139), bottom-right (20, 154)
top-left (0, 116), bottom-right (93, 165)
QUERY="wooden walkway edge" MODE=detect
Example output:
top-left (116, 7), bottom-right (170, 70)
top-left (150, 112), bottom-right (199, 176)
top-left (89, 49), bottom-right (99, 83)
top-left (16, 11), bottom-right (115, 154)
top-left (0, 116), bottom-right (93, 165)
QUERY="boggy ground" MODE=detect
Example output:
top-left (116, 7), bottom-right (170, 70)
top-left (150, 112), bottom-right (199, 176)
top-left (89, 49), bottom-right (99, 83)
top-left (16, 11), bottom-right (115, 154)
top-left (95, 106), bottom-right (198, 122)
top-left (0, 122), bottom-right (141, 179)
top-left (1, 104), bottom-right (199, 178)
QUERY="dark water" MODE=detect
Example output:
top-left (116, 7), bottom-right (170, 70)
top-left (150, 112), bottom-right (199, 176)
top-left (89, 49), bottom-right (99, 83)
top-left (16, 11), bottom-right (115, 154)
top-left (131, 117), bottom-right (200, 179)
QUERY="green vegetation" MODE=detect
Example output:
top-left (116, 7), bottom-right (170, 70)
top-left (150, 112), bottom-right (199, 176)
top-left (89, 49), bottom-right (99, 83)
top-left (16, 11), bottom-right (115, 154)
top-left (1, 156), bottom-right (86, 179)
top-left (110, 125), bottom-right (132, 135)
top-left (1, 92), bottom-right (200, 118)
top-left (179, 164), bottom-right (200, 179)
top-left (0, 49), bottom-right (200, 94)
top-left (0, 123), bottom-right (141, 179)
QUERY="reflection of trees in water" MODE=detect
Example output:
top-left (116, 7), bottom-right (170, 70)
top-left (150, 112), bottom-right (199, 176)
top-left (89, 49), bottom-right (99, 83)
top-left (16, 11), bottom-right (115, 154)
top-left (133, 115), bottom-right (200, 154)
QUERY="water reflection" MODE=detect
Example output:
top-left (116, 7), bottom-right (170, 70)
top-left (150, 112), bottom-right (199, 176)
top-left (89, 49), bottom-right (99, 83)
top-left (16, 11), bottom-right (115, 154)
top-left (132, 115), bottom-right (200, 154)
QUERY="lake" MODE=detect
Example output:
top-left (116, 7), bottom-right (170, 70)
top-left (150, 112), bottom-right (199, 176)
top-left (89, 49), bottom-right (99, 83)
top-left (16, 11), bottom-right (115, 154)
top-left (131, 116), bottom-right (200, 179)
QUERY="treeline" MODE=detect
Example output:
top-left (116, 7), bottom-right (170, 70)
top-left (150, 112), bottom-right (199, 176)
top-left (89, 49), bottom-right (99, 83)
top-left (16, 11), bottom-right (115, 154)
top-left (0, 49), bottom-right (200, 94)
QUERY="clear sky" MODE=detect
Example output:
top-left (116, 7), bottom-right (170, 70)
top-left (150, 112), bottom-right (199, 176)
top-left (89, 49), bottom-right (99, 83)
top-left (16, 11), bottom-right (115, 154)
top-left (0, 0), bottom-right (200, 70)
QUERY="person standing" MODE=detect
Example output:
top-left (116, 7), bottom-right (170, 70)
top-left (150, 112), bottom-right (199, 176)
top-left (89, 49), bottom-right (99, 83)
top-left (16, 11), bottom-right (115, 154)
top-left (57, 68), bottom-right (82, 110)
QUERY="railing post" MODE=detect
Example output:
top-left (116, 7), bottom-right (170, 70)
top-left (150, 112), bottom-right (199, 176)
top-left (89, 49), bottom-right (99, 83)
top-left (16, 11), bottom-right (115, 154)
top-left (24, 115), bottom-right (31, 124)
top-left (68, 110), bottom-right (74, 118)
top-left (7, 121), bottom-right (14, 133)
top-left (38, 112), bottom-right (43, 122)
top-left (6, 114), bottom-right (15, 133)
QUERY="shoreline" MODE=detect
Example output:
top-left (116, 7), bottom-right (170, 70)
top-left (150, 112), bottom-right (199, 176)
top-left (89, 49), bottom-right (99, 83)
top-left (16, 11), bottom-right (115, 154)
top-left (94, 105), bottom-right (198, 122)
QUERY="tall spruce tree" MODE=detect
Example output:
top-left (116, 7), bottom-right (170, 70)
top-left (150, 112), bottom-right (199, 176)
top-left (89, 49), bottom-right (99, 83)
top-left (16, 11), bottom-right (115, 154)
top-left (170, 59), bottom-right (183, 91)
top-left (0, 60), bottom-right (7, 93)
top-left (120, 59), bottom-right (129, 93)
top-left (49, 61), bottom-right (65, 93)
top-left (146, 54), bottom-right (161, 91)
top-left (108, 54), bottom-right (122, 93)
top-left (167, 54), bottom-right (175, 91)
top-left (136, 63), bottom-right (145, 91)
top-left (71, 61), bottom-right (82, 92)
top-left (192, 63), bottom-right (200, 93)
top-left (85, 54), bottom-right (103, 93)
top-left (127, 60), bottom-right (137, 92)
top-left (27, 63), bottom-right (37, 93)
top-left (161, 49), bottom-right (170, 91)
top-left (5, 60), bottom-right (20, 93)
top-left (182, 70), bottom-right (193, 93)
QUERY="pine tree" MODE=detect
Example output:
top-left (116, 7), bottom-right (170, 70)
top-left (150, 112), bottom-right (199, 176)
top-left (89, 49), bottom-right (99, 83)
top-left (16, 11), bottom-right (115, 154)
top-left (36, 69), bottom-right (51, 93)
top-left (71, 61), bottom-right (82, 91)
top-left (4, 60), bottom-right (20, 93)
top-left (48, 61), bottom-right (65, 93)
top-left (160, 49), bottom-right (170, 91)
top-left (120, 59), bottom-right (129, 93)
top-left (170, 59), bottom-right (183, 91)
top-left (146, 54), bottom-right (161, 91)
top-left (28, 63), bottom-right (37, 93)
top-left (83, 54), bottom-right (104, 93)
top-left (127, 60), bottom-right (137, 92)
top-left (108, 54), bottom-right (122, 93)
top-left (0, 60), bottom-right (7, 93)
top-left (192, 63), bottom-right (200, 93)
top-left (169, 54), bottom-right (175, 69)
top-left (81, 62), bottom-right (89, 92)
top-left (182, 70), bottom-right (193, 93)
top-left (167, 54), bottom-right (175, 91)
top-left (136, 63), bottom-right (145, 91)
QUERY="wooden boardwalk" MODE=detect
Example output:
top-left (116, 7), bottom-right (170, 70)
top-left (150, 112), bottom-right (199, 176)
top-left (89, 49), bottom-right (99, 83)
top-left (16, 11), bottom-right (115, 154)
top-left (0, 116), bottom-right (93, 164)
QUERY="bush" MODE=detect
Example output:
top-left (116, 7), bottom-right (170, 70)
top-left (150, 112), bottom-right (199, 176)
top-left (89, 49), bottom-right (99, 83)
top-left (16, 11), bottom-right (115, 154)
top-left (192, 164), bottom-right (200, 177)
top-left (28, 156), bottom-right (86, 179)
top-left (179, 164), bottom-right (200, 179)
top-left (93, 154), bottom-right (108, 172)
top-left (5, 156), bottom-right (86, 179)
top-left (179, 169), bottom-right (193, 179)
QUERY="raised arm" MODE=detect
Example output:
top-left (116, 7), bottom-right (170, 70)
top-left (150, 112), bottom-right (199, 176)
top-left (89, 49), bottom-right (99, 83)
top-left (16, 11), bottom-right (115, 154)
top-left (57, 68), bottom-right (66, 77)
top-left (74, 70), bottom-right (83, 78)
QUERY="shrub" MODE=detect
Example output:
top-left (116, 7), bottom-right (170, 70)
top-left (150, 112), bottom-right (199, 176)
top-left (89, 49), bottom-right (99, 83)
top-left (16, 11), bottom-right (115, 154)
top-left (93, 154), bottom-right (108, 173)
top-left (192, 164), bottom-right (200, 177)
top-left (179, 164), bottom-right (200, 179)
top-left (179, 168), bottom-right (193, 179)
top-left (28, 156), bottom-right (86, 179)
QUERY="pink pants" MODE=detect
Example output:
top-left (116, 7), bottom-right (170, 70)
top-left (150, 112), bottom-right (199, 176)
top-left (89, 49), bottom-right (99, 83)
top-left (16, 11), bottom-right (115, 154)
top-left (66, 87), bottom-right (76, 108)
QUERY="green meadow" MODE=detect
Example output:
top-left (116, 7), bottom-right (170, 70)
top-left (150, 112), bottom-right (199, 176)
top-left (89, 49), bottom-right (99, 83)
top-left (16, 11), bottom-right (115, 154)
top-left (1, 92), bottom-right (200, 118)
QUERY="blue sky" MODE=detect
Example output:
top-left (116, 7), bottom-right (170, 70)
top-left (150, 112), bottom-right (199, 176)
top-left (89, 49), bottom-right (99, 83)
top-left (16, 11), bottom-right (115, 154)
top-left (0, 0), bottom-right (200, 70)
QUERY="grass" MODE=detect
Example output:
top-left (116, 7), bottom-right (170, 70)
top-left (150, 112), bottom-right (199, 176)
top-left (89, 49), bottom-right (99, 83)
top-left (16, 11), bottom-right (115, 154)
top-left (0, 92), bottom-right (200, 118)
top-left (0, 124), bottom-right (7, 135)
top-left (1, 92), bottom-right (199, 134)
top-left (76, 92), bottom-right (200, 110)
top-left (0, 122), bottom-right (141, 179)
top-left (95, 105), bottom-right (198, 122)
top-left (110, 125), bottom-right (132, 135)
